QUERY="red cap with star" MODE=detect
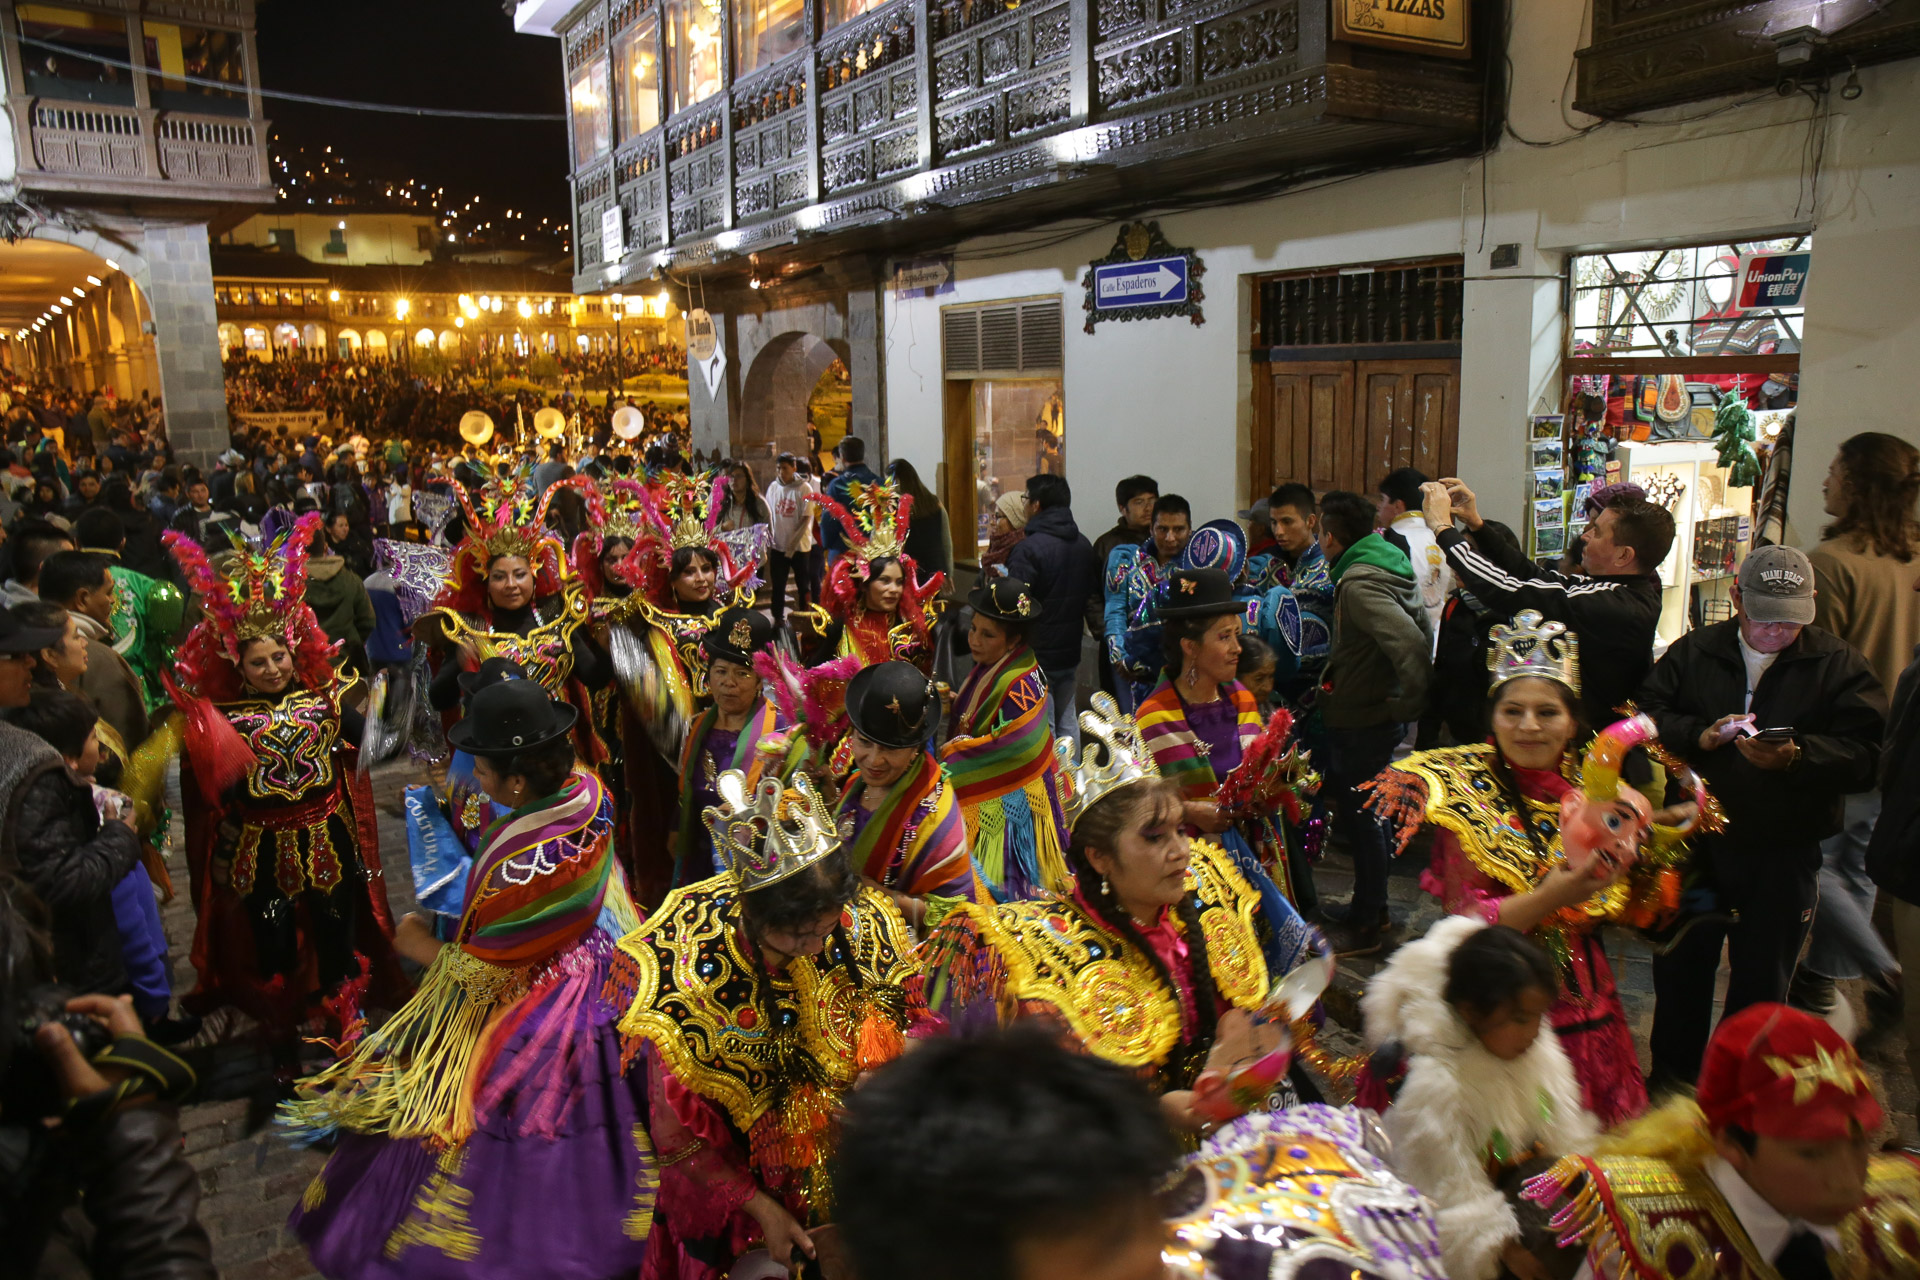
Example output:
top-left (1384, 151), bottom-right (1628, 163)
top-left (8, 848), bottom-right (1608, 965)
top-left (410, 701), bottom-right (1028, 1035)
top-left (1697, 1003), bottom-right (1883, 1141)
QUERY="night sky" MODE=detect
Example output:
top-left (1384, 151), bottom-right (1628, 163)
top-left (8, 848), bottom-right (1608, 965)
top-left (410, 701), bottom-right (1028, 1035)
top-left (254, 0), bottom-right (570, 228)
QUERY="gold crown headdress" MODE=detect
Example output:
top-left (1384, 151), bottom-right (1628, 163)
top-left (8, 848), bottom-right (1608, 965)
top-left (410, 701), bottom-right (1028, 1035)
top-left (166, 510), bottom-right (324, 659)
top-left (450, 466), bottom-right (572, 564)
top-left (1054, 692), bottom-right (1163, 831)
top-left (811, 481), bottom-right (909, 565)
top-left (1488, 609), bottom-right (1581, 694)
top-left (646, 471), bottom-right (727, 552)
top-left (705, 769), bottom-right (841, 892)
top-left (585, 477), bottom-right (651, 544)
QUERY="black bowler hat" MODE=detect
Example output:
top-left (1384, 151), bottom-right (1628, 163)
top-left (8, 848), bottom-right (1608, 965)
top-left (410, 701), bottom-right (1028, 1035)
top-left (967, 574), bottom-right (1038, 626)
top-left (457, 656), bottom-right (530, 701)
top-left (701, 607), bottom-right (775, 668)
top-left (447, 677), bottom-right (578, 754)
top-left (845, 660), bottom-right (935, 749)
top-left (0, 603), bottom-right (63, 654)
top-left (1156, 567), bottom-right (1242, 619)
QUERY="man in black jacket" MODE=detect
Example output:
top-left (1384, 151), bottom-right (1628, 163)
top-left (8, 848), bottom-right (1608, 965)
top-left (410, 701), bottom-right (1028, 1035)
top-left (1427, 479), bottom-right (1671, 730)
top-left (1866, 628), bottom-right (1920, 1087)
top-left (1004, 474), bottom-right (1101, 744)
top-left (1638, 546), bottom-right (1886, 1087)
top-left (0, 603), bottom-right (143, 998)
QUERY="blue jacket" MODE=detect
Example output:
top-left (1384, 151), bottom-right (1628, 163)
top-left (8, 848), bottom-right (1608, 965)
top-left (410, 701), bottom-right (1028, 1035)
top-left (1004, 505), bottom-right (1101, 672)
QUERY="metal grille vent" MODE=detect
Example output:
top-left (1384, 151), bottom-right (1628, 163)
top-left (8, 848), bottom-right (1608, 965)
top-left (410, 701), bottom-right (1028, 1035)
top-left (942, 297), bottom-right (1065, 376)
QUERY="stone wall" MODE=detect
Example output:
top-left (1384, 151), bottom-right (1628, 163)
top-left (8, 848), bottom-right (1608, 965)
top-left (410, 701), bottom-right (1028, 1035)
top-left (140, 220), bottom-right (231, 468)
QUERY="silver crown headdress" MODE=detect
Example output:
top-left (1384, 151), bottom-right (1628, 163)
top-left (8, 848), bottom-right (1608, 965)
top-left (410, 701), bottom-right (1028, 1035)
top-left (1487, 608), bottom-right (1581, 694)
top-left (704, 769), bottom-right (840, 892)
top-left (1054, 692), bottom-right (1163, 832)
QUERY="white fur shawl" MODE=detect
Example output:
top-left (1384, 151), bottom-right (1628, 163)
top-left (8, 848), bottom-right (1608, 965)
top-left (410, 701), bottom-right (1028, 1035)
top-left (1363, 914), bottom-right (1599, 1280)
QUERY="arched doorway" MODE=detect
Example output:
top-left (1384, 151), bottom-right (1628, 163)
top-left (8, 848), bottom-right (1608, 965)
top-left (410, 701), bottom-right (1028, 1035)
top-left (738, 332), bottom-right (849, 468)
top-left (218, 322), bottom-right (242, 355)
top-left (302, 322), bottom-right (326, 351)
top-left (365, 329), bottom-right (389, 358)
top-left (438, 329), bottom-right (461, 354)
top-left (337, 328), bottom-right (362, 358)
top-left (272, 322), bottom-right (299, 357)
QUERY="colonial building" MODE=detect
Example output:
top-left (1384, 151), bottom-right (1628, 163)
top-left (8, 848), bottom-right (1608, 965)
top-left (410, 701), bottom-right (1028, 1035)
top-left (0, 0), bottom-right (275, 463)
top-left (518, 0), bottom-right (1920, 610)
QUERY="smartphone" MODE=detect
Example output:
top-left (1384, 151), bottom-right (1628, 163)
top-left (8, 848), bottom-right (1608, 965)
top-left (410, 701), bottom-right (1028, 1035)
top-left (1752, 726), bottom-right (1797, 741)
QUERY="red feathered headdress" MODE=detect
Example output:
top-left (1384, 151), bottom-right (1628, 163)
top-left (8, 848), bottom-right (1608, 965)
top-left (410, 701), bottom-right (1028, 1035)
top-left (432, 467), bottom-right (577, 617)
top-left (569, 477), bottom-right (652, 598)
top-left (812, 482), bottom-right (945, 620)
top-left (611, 470), bottom-right (752, 606)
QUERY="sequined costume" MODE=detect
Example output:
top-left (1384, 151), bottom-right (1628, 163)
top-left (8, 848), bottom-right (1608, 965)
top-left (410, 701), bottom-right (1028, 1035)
top-left (1162, 1106), bottom-right (1448, 1279)
top-left (805, 482), bottom-right (944, 672)
top-left (1528, 1116), bottom-right (1920, 1279)
top-left (591, 471), bottom-right (759, 906)
top-left (921, 838), bottom-right (1308, 1097)
top-left (610, 878), bottom-right (923, 1280)
top-left (102, 554), bottom-right (185, 712)
top-left (1364, 743), bottom-right (1655, 1127)
top-left (163, 514), bottom-right (406, 1044)
top-left (284, 770), bottom-right (654, 1280)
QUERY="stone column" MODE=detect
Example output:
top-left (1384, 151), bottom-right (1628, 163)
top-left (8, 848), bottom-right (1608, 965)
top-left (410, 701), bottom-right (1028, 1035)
top-left (139, 221), bottom-right (230, 468)
top-left (847, 274), bottom-right (884, 462)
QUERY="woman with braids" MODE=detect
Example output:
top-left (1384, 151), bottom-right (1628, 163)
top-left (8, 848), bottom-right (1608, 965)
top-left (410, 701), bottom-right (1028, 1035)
top-left (162, 515), bottom-right (406, 1069)
top-left (803, 481), bottom-right (943, 672)
top-left (611, 769), bottom-right (922, 1280)
top-left (1361, 610), bottom-right (1709, 1127)
top-left (938, 575), bottom-right (1070, 902)
top-left (1135, 567), bottom-right (1308, 949)
top-left (284, 678), bottom-right (652, 1280)
top-left (921, 693), bottom-right (1314, 1134)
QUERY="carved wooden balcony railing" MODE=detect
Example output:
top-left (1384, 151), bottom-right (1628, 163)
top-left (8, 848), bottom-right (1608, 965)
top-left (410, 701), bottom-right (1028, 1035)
top-left (570, 0), bottom-right (1487, 279)
top-left (21, 98), bottom-right (269, 197)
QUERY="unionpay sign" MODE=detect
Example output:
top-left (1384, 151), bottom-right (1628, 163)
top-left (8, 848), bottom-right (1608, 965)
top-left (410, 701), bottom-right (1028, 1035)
top-left (1734, 251), bottom-right (1811, 309)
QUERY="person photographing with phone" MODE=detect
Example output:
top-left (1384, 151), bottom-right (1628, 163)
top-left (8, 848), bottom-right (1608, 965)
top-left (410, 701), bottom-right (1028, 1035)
top-left (1636, 546), bottom-right (1886, 1090)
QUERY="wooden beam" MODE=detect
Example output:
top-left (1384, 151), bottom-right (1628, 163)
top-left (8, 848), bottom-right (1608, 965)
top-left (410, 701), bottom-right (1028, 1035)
top-left (1565, 355), bottom-right (1799, 376)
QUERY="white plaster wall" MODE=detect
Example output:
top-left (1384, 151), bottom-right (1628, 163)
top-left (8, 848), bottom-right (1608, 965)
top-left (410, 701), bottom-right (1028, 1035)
top-left (882, 0), bottom-right (1920, 545)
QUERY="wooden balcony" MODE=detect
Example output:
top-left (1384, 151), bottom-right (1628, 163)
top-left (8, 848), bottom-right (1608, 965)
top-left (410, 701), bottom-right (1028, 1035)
top-left (12, 96), bottom-right (274, 205)
top-left (567, 0), bottom-right (1488, 283)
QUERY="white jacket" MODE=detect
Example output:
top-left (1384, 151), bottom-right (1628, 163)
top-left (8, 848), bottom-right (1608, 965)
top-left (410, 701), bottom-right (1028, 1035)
top-left (1362, 915), bottom-right (1598, 1280)
top-left (765, 476), bottom-right (818, 554)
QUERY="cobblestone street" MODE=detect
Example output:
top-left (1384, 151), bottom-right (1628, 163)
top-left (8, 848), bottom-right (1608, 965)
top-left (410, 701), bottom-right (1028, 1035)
top-left (155, 758), bottom-right (1917, 1277)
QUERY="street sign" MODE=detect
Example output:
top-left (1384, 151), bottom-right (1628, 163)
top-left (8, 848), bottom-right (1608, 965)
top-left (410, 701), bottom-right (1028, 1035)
top-left (1734, 250), bottom-right (1810, 309)
top-left (1092, 256), bottom-right (1189, 310)
top-left (601, 206), bottom-right (624, 266)
top-left (892, 255), bottom-right (953, 297)
top-left (685, 308), bottom-right (717, 362)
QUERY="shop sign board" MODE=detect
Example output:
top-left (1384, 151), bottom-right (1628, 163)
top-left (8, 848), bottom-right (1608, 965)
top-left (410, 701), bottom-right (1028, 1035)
top-left (685, 308), bottom-right (717, 362)
top-left (601, 206), bottom-right (625, 266)
top-left (1081, 221), bottom-right (1206, 332)
top-left (1733, 251), bottom-right (1810, 309)
top-left (1334, 0), bottom-right (1471, 58)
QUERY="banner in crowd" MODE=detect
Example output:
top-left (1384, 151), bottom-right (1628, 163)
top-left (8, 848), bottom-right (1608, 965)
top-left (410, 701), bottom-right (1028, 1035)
top-left (232, 410), bottom-right (330, 432)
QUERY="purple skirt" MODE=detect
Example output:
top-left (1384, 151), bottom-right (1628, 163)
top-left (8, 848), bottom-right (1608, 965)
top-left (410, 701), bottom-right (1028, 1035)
top-left (290, 938), bottom-right (654, 1279)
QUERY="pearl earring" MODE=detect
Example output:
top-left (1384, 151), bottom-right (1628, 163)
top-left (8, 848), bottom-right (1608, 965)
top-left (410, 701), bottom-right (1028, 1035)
top-left (1100, 875), bottom-right (1110, 897)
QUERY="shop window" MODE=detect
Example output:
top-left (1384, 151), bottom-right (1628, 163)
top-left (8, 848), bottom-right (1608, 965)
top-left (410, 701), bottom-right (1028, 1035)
top-left (615, 17), bottom-right (661, 139)
top-left (570, 55), bottom-right (612, 167)
top-left (304, 287), bottom-right (324, 306)
top-left (141, 21), bottom-right (247, 117)
top-left (325, 228), bottom-right (346, 256)
top-left (940, 298), bottom-right (1065, 557)
top-left (734, 0), bottom-right (804, 77)
top-left (664, 0), bottom-right (722, 113)
top-left (18, 5), bottom-right (134, 106)
top-left (213, 285), bottom-right (230, 306)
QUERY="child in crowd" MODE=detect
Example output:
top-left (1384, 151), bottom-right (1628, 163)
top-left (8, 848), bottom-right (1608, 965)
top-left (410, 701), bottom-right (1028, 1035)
top-left (10, 688), bottom-right (180, 1038)
top-left (1360, 916), bottom-right (1596, 1280)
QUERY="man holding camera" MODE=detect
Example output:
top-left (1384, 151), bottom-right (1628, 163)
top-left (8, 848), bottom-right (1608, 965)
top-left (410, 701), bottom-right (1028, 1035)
top-left (1637, 547), bottom-right (1887, 1088)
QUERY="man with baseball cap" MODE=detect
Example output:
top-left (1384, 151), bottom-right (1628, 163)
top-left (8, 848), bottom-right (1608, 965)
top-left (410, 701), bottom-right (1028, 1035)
top-left (1531, 1002), bottom-right (1919, 1279)
top-left (1638, 545), bottom-right (1886, 1088)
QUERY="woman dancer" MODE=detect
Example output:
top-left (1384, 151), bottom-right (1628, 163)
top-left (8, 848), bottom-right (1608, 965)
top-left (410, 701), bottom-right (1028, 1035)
top-left (807, 481), bottom-right (944, 672)
top-left (612, 768), bottom-right (922, 1280)
top-left (285, 677), bottom-right (652, 1280)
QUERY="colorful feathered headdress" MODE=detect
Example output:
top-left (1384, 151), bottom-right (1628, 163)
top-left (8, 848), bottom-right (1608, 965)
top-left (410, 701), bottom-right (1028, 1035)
top-left (433, 468), bottom-right (574, 616)
top-left (811, 481), bottom-right (945, 621)
top-left (569, 476), bottom-right (652, 598)
top-left (612, 469), bottom-right (751, 605)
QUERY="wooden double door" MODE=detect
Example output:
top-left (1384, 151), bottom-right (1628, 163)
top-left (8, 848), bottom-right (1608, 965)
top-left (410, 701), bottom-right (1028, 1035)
top-left (1250, 358), bottom-right (1461, 499)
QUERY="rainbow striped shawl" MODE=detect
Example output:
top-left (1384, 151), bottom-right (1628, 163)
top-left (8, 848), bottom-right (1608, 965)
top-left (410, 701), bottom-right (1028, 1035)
top-left (837, 750), bottom-right (975, 900)
top-left (940, 648), bottom-right (1068, 900)
top-left (461, 770), bottom-right (617, 968)
top-left (1134, 674), bottom-right (1263, 801)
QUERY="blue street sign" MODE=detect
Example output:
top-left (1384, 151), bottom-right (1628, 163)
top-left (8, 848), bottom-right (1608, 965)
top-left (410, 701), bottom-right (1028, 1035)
top-left (1092, 256), bottom-right (1188, 309)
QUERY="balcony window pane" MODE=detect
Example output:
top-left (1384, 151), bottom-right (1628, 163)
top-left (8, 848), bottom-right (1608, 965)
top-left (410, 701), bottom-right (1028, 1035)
top-left (733, 0), bottom-right (804, 77)
top-left (821, 0), bottom-right (886, 33)
top-left (142, 21), bottom-right (248, 117)
top-left (665, 0), bottom-right (723, 113)
top-left (615, 17), bottom-right (661, 139)
top-left (570, 55), bottom-right (612, 168)
top-left (18, 4), bottom-right (135, 106)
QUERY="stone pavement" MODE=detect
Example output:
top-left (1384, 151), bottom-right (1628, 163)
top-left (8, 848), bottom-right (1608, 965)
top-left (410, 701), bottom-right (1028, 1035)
top-left (150, 758), bottom-right (1917, 1278)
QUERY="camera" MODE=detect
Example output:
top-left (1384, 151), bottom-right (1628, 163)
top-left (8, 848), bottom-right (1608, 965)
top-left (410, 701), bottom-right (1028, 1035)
top-left (4, 984), bottom-right (113, 1122)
